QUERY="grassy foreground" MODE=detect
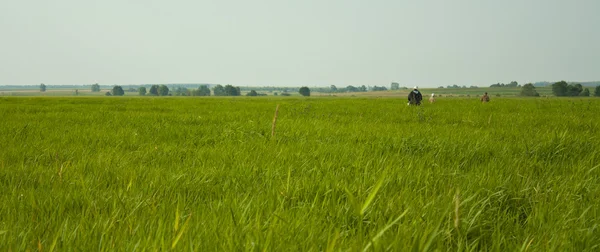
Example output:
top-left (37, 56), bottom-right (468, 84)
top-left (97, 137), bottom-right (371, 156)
top-left (0, 97), bottom-right (599, 251)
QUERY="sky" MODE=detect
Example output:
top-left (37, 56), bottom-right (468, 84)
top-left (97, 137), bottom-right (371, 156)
top-left (1, 0), bottom-right (599, 87)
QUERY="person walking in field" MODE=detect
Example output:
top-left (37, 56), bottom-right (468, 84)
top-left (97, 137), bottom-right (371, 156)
top-left (481, 92), bottom-right (490, 103)
top-left (408, 86), bottom-right (423, 105)
top-left (429, 93), bottom-right (436, 103)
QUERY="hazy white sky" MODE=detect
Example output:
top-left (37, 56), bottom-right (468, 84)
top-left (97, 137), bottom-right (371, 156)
top-left (1, 0), bottom-right (599, 87)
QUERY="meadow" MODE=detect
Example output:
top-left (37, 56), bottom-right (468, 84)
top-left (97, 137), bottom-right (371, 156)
top-left (0, 96), bottom-right (599, 251)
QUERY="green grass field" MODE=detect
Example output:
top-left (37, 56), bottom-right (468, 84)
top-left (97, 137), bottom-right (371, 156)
top-left (1, 97), bottom-right (599, 251)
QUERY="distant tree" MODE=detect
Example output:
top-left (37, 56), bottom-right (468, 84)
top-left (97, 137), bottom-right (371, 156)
top-left (371, 86), bottom-right (388, 91)
top-left (359, 85), bottom-right (367, 92)
top-left (346, 85), bottom-right (358, 92)
top-left (213, 85), bottom-right (225, 96)
top-left (490, 82), bottom-right (521, 88)
top-left (390, 82), bottom-right (400, 90)
top-left (112, 86), bottom-right (125, 96)
top-left (438, 86), bottom-right (444, 88)
top-left (595, 86), bottom-right (600, 97)
top-left (40, 83), bottom-right (46, 92)
top-left (469, 86), bottom-right (478, 88)
top-left (75, 89), bottom-right (78, 96)
top-left (568, 83), bottom-right (583, 96)
top-left (274, 92), bottom-right (278, 96)
top-left (246, 90), bottom-right (258, 96)
top-left (552, 81), bottom-right (569, 96)
top-left (174, 87), bottom-right (189, 96)
top-left (158, 85), bottom-right (169, 96)
top-left (506, 81), bottom-right (519, 87)
top-left (520, 83), bottom-right (540, 96)
top-left (280, 92), bottom-right (291, 96)
top-left (201, 85), bottom-right (211, 96)
top-left (138, 86), bottom-right (147, 96)
top-left (299, 86), bottom-right (311, 96)
top-left (330, 85), bottom-right (338, 92)
top-left (91, 83), bottom-right (100, 92)
top-left (224, 85), bottom-right (240, 96)
top-left (580, 88), bottom-right (590, 97)
top-left (105, 92), bottom-right (112, 96)
top-left (149, 85), bottom-right (159, 96)
top-left (195, 85), bottom-right (211, 96)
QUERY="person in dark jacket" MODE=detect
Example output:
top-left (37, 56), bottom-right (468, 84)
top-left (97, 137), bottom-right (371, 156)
top-left (408, 86), bottom-right (423, 105)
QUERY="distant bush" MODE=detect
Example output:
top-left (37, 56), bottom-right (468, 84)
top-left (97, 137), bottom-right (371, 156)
top-left (299, 87), bottom-right (311, 97)
top-left (91, 83), bottom-right (100, 92)
top-left (149, 85), bottom-right (159, 96)
top-left (105, 92), bottom-right (112, 96)
top-left (370, 86), bottom-right (387, 91)
top-left (520, 83), bottom-right (540, 96)
top-left (112, 86), bottom-right (125, 96)
top-left (158, 85), bottom-right (169, 96)
top-left (552, 81), bottom-right (585, 96)
top-left (173, 87), bottom-right (190, 96)
top-left (224, 85), bottom-right (241, 96)
top-left (193, 85), bottom-right (211, 96)
top-left (246, 90), bottom-right (258, 96)
top-left (213, 85), bottom-right (225, 96)
top-left (280, 93), bottom-right (291, 96)
top-left (490, 81), bottom-right (519, 88)
top-left (580, 88), bottom-right (590, 97)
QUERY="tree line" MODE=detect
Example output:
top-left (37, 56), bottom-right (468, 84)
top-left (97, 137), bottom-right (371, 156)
top-left (439, 85), bottom-right (479, 89)
top-left (551, 81), bottom-right (594, 97)
top-left (519, 80), bottom-right (600, 97)
top-left (490, 81), bottom-right (520, 88)
top-left (100, 84), bottom-right (314, 97)
top-left (37, 81), bottom-right (600, 98)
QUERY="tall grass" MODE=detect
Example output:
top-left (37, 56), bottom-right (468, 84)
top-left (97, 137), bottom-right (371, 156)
top-left (0, 96), bottom-right (598, 250)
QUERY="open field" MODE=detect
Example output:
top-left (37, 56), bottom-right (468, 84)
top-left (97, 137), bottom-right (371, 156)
top-left (1, 96), bottom-right (599, 250)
